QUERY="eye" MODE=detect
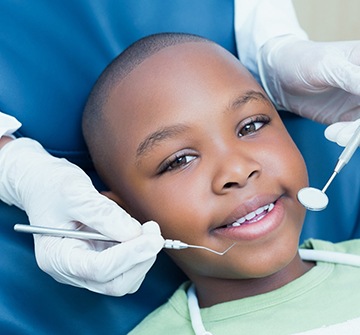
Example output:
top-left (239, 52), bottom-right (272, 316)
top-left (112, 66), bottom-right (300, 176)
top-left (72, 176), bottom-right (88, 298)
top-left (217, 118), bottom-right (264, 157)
top-left (159, 154), bottom-right (197, 174)
top-left (238, 115), bottom-right (270, 137)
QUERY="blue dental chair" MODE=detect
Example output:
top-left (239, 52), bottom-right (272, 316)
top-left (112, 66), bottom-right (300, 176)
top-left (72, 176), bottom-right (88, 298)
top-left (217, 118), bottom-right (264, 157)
top-left (1, 1), bottom-right (359, 334)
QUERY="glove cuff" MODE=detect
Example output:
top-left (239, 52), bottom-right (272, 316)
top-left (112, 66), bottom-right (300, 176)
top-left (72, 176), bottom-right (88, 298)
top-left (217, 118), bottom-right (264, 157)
top-left (257, 34), bottom-right (307, 110)
top-left (0, 112), bottom-right (22, 139)
top-left (0, 138), bottom-right (58, 209)
top-left (234, 0), bottom-right (308, 81)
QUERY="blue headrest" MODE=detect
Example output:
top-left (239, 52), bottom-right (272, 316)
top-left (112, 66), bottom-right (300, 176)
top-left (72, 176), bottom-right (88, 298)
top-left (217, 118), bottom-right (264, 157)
top-left (0, 0), bottom-right (236, 169)
top-left (0, 1), bottom-right (235, 333)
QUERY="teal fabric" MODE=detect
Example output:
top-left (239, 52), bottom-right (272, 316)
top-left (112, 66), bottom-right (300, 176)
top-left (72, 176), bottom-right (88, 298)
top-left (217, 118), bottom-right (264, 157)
top-left (0, 1), bottom-right (359, 334)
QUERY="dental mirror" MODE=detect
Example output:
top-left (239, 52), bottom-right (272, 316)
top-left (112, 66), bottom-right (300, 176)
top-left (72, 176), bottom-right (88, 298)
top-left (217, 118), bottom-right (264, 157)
top-left (298, 124), bottom-right (360, 212)
top-left (297, 187), bottom-right (329, 211)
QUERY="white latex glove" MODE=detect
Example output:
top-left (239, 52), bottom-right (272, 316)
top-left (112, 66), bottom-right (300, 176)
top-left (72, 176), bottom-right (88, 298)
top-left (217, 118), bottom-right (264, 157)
top-left (258, 36), bottom-right (360, 124)
top-left (0, 138), bottom-right (164, 296)
top-left (325, 119), bottom-right (360, 147)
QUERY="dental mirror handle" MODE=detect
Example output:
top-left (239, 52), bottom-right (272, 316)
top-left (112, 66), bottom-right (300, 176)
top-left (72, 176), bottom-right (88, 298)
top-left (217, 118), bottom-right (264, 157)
top-left (334, 124), bottom-right (360, 173)
top-left (321, 125), bottom-right (360, 194)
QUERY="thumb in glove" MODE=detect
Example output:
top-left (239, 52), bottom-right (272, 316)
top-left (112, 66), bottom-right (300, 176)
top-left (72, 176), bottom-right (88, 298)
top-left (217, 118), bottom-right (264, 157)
top-left (325, 119), bottom-right (360, 147)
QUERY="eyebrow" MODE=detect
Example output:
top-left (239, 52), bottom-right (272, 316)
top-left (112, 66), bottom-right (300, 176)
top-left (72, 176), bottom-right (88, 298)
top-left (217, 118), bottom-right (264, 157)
top-left (135, 91), bottom-right (269, 161)
top-left (136, 124), bottom-right (190, 159)
top-left (229, 90), bottom-right (270, 111)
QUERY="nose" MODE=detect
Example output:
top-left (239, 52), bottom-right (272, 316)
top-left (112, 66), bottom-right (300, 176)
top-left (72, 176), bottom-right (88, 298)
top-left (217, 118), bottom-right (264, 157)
top-left (211, 144), bottom-right (261, 194)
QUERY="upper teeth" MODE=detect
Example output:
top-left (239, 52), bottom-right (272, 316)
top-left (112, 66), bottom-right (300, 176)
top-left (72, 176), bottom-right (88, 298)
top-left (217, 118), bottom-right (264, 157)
top-left (227, 203), bottom-right (274, 227)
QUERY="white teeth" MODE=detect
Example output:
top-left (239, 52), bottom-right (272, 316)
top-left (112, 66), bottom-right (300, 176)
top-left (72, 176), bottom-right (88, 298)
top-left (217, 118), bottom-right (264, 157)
top-left (268, 203), bottom-right (275, 212)
top-left (245, 212), bottom-right (256, 220)
top-left (227, 202), bottom-right (275, 228)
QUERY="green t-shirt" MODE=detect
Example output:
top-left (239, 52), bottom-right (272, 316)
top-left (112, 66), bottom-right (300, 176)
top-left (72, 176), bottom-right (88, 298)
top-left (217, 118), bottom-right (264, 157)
top-left (129, 239), bottom-right (360, 335)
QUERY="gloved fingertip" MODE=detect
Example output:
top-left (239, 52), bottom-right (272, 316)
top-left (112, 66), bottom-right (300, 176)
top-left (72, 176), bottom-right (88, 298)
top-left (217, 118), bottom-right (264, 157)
top-left (324, 122), bottom-right (348, 143)
top-left (126, 222), bottom-right (164, 255)
top-left (141, 220), bottom-right (162, 235)
top-left (324, 119), bottom-right (360, 146)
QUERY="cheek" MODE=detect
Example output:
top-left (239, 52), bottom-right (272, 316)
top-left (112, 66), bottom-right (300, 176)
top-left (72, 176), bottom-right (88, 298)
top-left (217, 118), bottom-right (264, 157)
top-left (260, 130), bottom-right (308, 231)
top-left (126, 178), bottom-right (205, 240)
top-left (263, 131), bottom-right (308, 189)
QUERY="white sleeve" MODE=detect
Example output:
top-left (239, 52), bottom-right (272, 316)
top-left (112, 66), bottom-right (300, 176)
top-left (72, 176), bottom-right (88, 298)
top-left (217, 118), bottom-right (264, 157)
top-left (234, 0), bottom-right (308, 81)
top-left (0, 112), bottom-right (22, 139)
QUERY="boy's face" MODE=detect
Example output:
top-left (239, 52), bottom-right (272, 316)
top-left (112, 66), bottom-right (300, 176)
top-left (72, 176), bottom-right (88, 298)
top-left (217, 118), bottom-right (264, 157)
top-left (105, 42), bottom-right (308, 284)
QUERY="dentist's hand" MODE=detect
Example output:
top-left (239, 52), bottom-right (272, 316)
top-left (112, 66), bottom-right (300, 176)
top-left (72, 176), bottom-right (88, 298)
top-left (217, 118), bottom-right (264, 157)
top-left (258, 36), bottom-right (360, 124)
top-left (0, 138), bottom-right (164, 296)
top-left (325, 119), bottom-right (360, 147)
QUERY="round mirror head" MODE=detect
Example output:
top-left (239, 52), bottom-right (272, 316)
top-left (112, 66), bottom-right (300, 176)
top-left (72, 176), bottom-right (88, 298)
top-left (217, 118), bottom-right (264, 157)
top-left (297, 187), bottom-right (329, 211)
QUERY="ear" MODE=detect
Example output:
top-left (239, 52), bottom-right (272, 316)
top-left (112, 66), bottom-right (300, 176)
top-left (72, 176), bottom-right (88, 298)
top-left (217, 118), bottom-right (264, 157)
top-left (101, 191), bottom-right (128, 209)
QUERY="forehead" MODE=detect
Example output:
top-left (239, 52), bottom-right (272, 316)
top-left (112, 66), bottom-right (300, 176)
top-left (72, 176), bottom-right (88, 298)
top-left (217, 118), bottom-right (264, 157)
top-left (107, 42), bottom-right (260, 115)
top-left (105, 42), bottom-right (263, 155)
top-left (124, 41), bottom-right (256, 92)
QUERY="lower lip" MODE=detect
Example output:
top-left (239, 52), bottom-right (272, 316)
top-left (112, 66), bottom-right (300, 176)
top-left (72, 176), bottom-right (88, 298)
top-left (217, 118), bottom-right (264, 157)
top-left (214, 198), bottom-right (285, 241)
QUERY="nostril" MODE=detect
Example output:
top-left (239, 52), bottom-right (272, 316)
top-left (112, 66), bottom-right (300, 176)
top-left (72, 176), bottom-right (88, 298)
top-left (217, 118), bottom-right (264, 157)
top-left (223, 182), bottom-right (239, 189)
top-left (248, 171), bottom-right (258, 178)
top-left (223, 170), bottom-right (259, 189)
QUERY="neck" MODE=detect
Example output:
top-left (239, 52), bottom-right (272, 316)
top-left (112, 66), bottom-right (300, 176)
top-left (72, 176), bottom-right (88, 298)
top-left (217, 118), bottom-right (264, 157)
top-left (191, 253), bottom-right (315, 308)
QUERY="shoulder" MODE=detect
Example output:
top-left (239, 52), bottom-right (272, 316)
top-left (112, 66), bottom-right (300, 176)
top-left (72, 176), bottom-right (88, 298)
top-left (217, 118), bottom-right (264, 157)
top-left (128, 282), bottom-right (194, 335)
top-left (301, 238), bottom-right (360, 255)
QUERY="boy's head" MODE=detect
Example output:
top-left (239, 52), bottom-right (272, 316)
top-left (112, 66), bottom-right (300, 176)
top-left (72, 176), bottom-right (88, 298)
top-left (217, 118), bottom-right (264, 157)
top-left (83, 33), bottom-right (309, 301)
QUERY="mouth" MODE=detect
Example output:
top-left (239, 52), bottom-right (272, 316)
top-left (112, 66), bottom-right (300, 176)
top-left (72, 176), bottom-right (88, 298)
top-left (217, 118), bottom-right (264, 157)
top-left (224, 202), bottom-right (275, 228)
top-left (213, 197), bottom-right (284, 241)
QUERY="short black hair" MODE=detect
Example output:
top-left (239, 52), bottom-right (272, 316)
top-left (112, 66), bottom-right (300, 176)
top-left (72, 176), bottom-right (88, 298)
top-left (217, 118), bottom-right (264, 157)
top-left (82, 32), bottom-right (212, 188)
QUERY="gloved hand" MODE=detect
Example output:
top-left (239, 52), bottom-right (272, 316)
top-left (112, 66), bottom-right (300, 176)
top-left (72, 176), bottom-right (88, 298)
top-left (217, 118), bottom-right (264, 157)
top-left (258, 35), bottom-right (360, 124)
top-left (0, 138), bottom-right (164, 296)
top-left (325, 118), bottom-right (360, 147)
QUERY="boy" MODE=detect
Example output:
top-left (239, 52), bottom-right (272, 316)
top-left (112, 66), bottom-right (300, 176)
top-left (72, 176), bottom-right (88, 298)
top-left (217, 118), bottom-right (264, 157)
top-left (82, 33), bottom-right (360, 334)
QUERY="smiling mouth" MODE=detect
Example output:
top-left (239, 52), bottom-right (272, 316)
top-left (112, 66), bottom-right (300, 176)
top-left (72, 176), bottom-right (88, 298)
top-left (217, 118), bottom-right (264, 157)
top-left (221, 202), bottom-right (275, 228)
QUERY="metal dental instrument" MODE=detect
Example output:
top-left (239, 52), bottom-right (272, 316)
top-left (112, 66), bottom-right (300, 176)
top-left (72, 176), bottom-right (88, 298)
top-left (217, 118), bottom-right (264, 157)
top-left (14, 224), bottom-right (119, 242)
top-left (298, 124), bottom-right (360, 211)
top-left (14, 224), bottom-right (236, 256)
top-left (163, 239), bottom-right (236, 256)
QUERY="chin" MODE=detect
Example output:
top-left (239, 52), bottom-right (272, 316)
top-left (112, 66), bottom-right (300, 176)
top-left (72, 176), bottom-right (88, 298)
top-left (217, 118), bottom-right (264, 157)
top-left (220, 238), bottom-right (300, 279)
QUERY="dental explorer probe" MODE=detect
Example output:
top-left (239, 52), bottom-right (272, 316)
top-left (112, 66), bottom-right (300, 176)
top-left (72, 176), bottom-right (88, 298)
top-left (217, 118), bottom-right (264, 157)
top-left (298, 123), bottom-right (360, 211)
top-left (14, 224), bottom-right (236, 256)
